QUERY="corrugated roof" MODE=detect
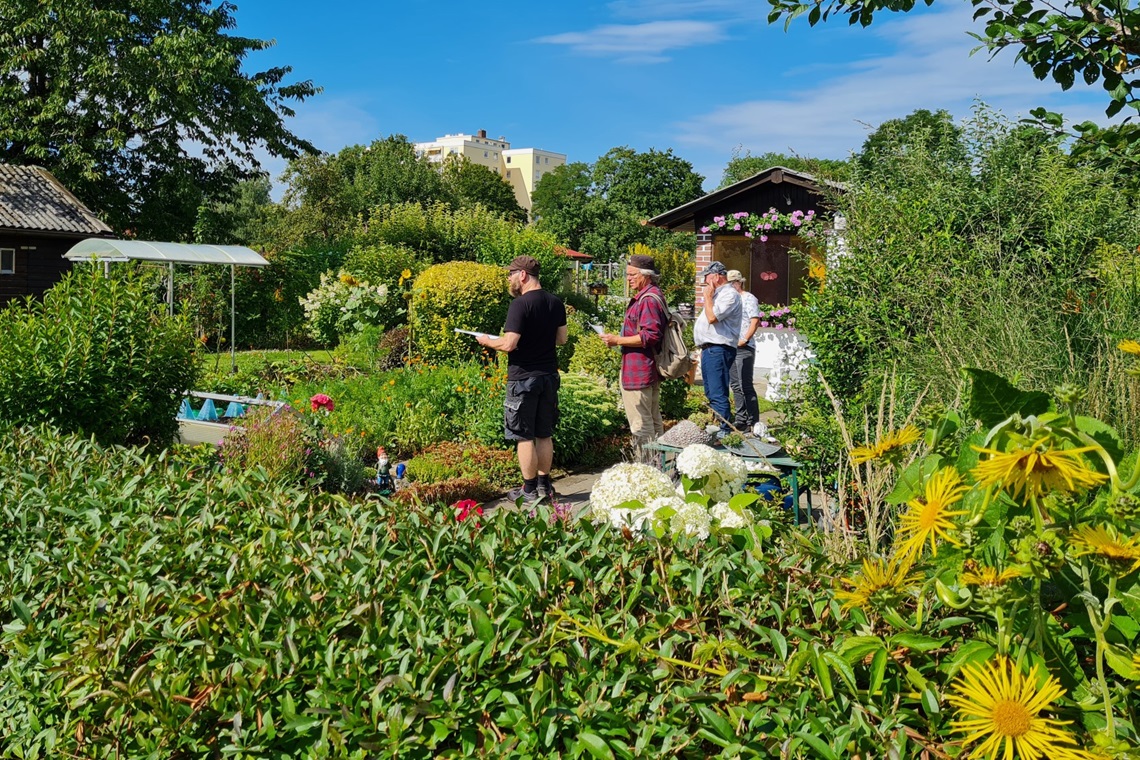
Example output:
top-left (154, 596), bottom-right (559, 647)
top-left (65, 238), bottom-right (269, 267)
top-left (0, 164), bottom-right (113, 235)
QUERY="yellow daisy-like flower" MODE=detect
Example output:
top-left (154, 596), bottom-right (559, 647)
top-left (1117, 339), bottom-right (1140, 355)
top-left (896, 467), bottom-right (968, 559)
top-left (834, 555), bottom-right (921, 612)
top-left (339, 272), bottom-right (360, 286)
top-left (850, 425), bottom-right (922, 465)
top-left (947, 657), bottom-right (1088, 760)
top-left (1069, 524), bottom-right (1140, 574)
top-left (972, 438), bottom-right (1107, 501)
top-left (960, 565), bottom-right (1022, 587)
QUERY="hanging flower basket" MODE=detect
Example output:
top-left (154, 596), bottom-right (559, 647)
top-left (701, 209), bottom-right (816, 242)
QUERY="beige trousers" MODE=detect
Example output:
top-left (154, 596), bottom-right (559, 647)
top-left (621, 383), bottom-right (664, 445)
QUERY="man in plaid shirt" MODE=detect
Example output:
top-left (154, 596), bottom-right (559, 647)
top-left (601, 253), bottom-right (669, 450)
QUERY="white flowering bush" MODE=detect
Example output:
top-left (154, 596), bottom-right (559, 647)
top-left (299, 271), bottom-right (391, 345)
top-left (588, 463), bottom-right (677, 529)
top-left (675, 444), bottom-right (748, 503)
top-left (588, 445), bottom-right (770, 549)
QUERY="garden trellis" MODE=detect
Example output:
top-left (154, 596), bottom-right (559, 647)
top-left (63, 238), bottom-right (269, 372)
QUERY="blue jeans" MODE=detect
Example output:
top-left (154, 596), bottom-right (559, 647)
top-left (701, 344), bottom-right (736, 432)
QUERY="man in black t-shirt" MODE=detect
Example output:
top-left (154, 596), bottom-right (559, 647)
top-left (478, 255), bottom-right (567, 503)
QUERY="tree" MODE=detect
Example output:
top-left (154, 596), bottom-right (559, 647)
top-left (592, 147), bottom-right (705, 219)
top-left (269, 136), bottom-right (448, 250)
top-left (440, 155), bottom-right (527, 224)
top-left (766, 0), bottom-right (1140, 120)
top-left (856, 109), bottom-right (968, 175)
top-left (532, 149), bottom-right (704, 262)
top-left (193, 176), bottom-right (273, 245)
top-left (0, 0), bottom-right (319, 239)
top-left (719, 149), bottom-right (850, 188)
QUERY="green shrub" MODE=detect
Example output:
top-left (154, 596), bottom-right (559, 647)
top-left (299, 270), bottom-right (391, 345)
top-left (660, 378), bottom-right (700, 420)
top-left (409, 261), bottom-right (509, 364)
top-left (554, 373), bottom-right (626, 466)
top-left (341, 241), bottom-right (424, 329)
top-left (567, 332), bottom-right (621, 385)
top-left (219, 406), bottom-right (310, 483)
top-left (405, 441), bottom-right (518, 491)
top-left (0, 267), bottom-right (199, 447)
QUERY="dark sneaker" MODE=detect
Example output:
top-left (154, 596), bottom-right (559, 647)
top-left (538, 476), bottom-right (556, 499)
top-left (507, 485), bottom-right (541, 504)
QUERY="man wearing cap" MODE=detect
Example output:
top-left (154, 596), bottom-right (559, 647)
top-left (601, 253), bottom-right (668, 451)
top-left (478, 255), bottom-right (567, 503)
top-left (726, 269), bottom-right (761, 432)
top-left (693, 260), bottom-right (741, 435)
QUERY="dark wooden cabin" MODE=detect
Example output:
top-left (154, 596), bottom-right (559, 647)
top-left (648, 166), bottom-right (842, 307)
top-left (0, 164), bottom-right (113, 304)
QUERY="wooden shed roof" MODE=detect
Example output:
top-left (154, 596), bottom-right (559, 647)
top-left (0, 164), bottom-right (112, 236)
top-left (647, 166), bottom-right (845, 233)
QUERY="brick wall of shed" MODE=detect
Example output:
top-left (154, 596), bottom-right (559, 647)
top-left (694, 233), bottom-right (712, 306)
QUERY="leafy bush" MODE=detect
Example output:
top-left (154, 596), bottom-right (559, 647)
top-left (299, 270), bottom-right (391, 345)
top-left (554, 373), bottom-right (626, 466)
top-left (405, 441), bottom-right (518, 491)
top-left (0, 267), bottom-right (199, 447)
top-left (341, 241), bottom-right (424, 329)
top-left (218, 406), bottom-right (310, 483)
top-left (567, 332), bottom-right (620, 385)
top-left (409, 261), bottom-right (509, 364)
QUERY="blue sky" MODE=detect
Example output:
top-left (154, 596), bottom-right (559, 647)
top-left (232, 0), bottom-right (1114, 193)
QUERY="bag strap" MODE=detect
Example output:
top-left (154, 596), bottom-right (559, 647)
top-left (642, 291), bottom-right (669, 315)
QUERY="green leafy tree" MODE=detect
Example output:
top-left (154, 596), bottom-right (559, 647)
top-left (193, 176), bottom-right (273, 245)
top-left (0, 0), bottom-right (318, 240)
top-left (533, 149), bottom-right (703, 262)
top-left (719, 149), bottom-right (851, 188)
top-left (440, 155), bottom-right (527, 224)
top-left (269, 136), bottom-right (448, 250)
top-left (857, 109), bottom-right (968, 175)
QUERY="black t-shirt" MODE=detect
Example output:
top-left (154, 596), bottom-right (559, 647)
top-left (503, 289), bottom-right (566, 380)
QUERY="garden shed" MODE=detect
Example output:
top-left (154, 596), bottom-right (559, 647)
top-left (647, 166), bottom-right (843, 307)
top-left (0, 164), bottom-right (114, 304)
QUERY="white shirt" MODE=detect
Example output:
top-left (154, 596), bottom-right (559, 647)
top-left (737, 290), bottom-right (761, 349)
top-left (693, 284), bottom-right (741, 347)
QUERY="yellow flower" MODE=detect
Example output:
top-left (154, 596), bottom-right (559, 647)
top-left (1069, 524), bottom-right (1140, 574)
top-left (389, 379), bottom-right (396, 386)
top-left (835, 555), bottom-right (921, 612)
top-left (947, 657), bottom-right (1089, 760)
top-left (338, 272), bottom-right (359, 286)
top-left (850, 425), bottom-right (922, 465)
top-left (960, 565), bottom-right (1022, 587)
top-left (896, 467), bottom-right (968, 559)
top-left (1117, 339), bottom-right (1140, 355)
top-left (972, 438), bottom-right (1107, 501)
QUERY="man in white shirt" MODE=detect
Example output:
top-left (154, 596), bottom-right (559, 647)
top-left (692, 260), bottom-right (741, 435)
top-left (727, 269), bottom-right (761, 431)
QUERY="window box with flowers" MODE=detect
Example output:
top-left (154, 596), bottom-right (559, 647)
top-left (700, 208), bottom-right (817, 241)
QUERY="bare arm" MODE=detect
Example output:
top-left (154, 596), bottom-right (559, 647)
top-left (740, 317), bottom-right (760, 345)
top-left (477, 331), bottom-right (521, 353)
top-left (556, 325), bottom-right (568, 346)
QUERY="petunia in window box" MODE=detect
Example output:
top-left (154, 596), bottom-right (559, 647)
top-left (700, 208), bottom-right (817, 242)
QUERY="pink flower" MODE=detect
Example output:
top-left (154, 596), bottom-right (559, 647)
top-left (310, 393), bottom-right (334, 413)
top-left (453, 498), bottom-right (483, 523)
top-left (745, 231), bottom-right (752, 238)
top-left (760, 321), bottom-right (769, 327)
top-left (760, 235), bottom-right (768, 242)
top-left (733, 224), bottom-right (741, 231)
top-left (700, 226), bottom-right (710, 233)
top-left (733, 211), bottom-right (748, 219)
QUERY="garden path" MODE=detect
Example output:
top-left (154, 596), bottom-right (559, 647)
top-left (486, 466), bottom-right (609, 512)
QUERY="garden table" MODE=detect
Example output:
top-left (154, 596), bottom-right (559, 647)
top-left (642, 441), bottom-right (811, 527)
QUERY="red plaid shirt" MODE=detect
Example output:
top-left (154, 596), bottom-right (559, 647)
top-left (620, 284), bottom-right (668, 390)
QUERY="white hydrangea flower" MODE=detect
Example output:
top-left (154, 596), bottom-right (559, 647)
top-left (670, 500), bottom-right (711, 540)
top-left (676, 444), bottom-right (749, 502)
top-left (588, 463), bottom-right (676, 528)
top-left (711, 502), bottom-right (752, 530)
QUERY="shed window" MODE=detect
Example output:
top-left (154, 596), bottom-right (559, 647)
top-left (0, 248), bottom-right (13, 274)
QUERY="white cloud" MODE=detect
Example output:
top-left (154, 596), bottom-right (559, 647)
top-left (606, 0), bottom-right (755, 21)
top-left (673, 3), bottom-right (1114, 162)
top-left (535, 20), bottom-right (727, 63)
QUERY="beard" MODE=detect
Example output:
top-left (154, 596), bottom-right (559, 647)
top-left (509, 280), bottom-right (522, 297)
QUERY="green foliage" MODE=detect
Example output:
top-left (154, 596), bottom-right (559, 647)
top-left (568, 333), bottom-right (621, 385)
top-left (532, 150), bottom-right (700, 263)
top-left (0, 0), bottom-right (317, 240)
top-left (405, 441), bottom-right (519, 491)
top-left (409, 261), bottom-right (510, 364)
top-left (789, 107), bottom-right (1140, 457)
top-left (553, 373), bottom-right (626, 466)
top-left (298, 271), bottom-right (391, 345)
top-left (0, 267), bottom-right (199, 447)
top-left (219, 406), bottom-right (310, 483)
top-left (440, 155), bottom-right (526, 224)
top-left (641, 241), bottom-right (697, 307)
top-left (719, 147), bottom-right (851, 188)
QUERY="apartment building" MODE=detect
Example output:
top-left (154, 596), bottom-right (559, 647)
top-left (414, 129), bottom-right (565, 213)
